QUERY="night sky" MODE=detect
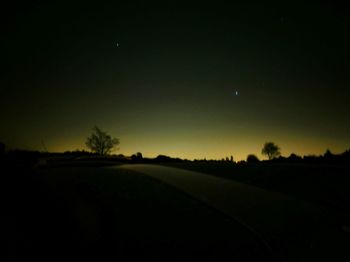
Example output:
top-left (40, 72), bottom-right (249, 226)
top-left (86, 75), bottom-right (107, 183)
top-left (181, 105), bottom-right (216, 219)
top-left (3, 1), bottom-right (350, 160)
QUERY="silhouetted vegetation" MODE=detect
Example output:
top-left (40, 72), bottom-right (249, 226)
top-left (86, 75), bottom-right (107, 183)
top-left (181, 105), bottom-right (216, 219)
top-left (266, 149), bottom-right (350, 165)
top-left (247, 154), bottom-right (260, 163)
top-left (1, 146), bottom-right (350, 168)
top-left (131, 152), bottom-right (144, 162)
top-left (287, 153), bottom-right (302, 163)
top-left (154, 154), bottom-right (184, 163)
top-left (136, 152), bottom-right (143, 159)
top-left (86, 126), bottom-right (119, 155)
top-left (63, 149), bottom-right (96, 157)
top-left (262, 142), bottom-right (281, 160)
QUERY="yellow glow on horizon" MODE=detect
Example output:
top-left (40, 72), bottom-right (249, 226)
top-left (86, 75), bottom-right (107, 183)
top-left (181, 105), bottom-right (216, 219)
top-left (42, 131), bottom-right (349, 161)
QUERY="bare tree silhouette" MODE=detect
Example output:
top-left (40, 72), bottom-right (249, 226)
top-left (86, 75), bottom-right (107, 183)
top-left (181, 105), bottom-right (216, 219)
top-left (86, 126), bottom-right (119, 155)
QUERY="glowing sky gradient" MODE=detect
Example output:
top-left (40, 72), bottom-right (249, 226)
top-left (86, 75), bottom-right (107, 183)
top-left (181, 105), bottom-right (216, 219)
top-left (3, 1), bottom-right (350, 160)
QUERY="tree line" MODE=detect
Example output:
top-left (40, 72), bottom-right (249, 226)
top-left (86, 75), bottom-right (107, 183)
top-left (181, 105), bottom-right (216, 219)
top-left (83, 126), bottom-right (349, 165)
top-left (1, 126), bottom-right (349, 165)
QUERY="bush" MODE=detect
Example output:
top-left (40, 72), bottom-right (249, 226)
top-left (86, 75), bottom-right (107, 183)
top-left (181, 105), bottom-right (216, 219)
top-left (246, 154), bottom-right (260, 163)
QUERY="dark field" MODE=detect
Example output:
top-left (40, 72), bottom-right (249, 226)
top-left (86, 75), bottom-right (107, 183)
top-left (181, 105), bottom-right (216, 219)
top-left (165, 162), bottom-right (350, 216)
top-left (3, 157), bottom-right (350, 262)
top-left (3, 163), bottom-right (274, 262)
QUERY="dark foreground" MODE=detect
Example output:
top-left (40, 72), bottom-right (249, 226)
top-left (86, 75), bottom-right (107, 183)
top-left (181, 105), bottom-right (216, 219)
top-left (119, 164), bottom-right (350, 262)
top-left (4, 164), bottom-right (274, 262)
top-left (3, 160), bottom-right (350, 262)
top-left (165, 162), bottom-right (350, 215)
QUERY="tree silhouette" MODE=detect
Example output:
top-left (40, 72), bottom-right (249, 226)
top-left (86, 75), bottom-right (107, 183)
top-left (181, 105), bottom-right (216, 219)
top-left (324, 149), bottom-right (333, 158)
top-left (86, 126), bottom-right (119, 155)
top-left (131, 152), bottom-right (143, 161)
top-left (261, 142), bottom-right (281, 160)
top-left (136, 152), bottom-right (143, 159)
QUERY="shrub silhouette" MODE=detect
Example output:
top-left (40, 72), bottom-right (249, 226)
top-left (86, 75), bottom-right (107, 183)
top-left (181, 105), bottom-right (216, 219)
top-left (288, 153), bottom-right (302, 163)
top-left (155, 155), bottom-right (172, 162)
top-left (247, 154), bottom-right (259, 163)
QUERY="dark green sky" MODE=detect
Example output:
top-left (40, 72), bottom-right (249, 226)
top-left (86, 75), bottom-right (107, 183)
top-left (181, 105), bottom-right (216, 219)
top-left (2, 1), bottom-right (350, 160)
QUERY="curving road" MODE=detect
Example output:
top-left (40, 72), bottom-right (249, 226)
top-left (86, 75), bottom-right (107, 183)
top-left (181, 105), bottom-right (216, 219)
top-left (115, 164), bottom-right (350, 262)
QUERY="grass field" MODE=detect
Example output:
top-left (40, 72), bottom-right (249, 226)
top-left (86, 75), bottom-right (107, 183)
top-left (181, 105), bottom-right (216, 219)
top-left (3, 157), bottom-right (350, 261)
top-left (163, 162), bottom-right (350, 216)
top-left (4, 164), bottom-right (273, 262)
